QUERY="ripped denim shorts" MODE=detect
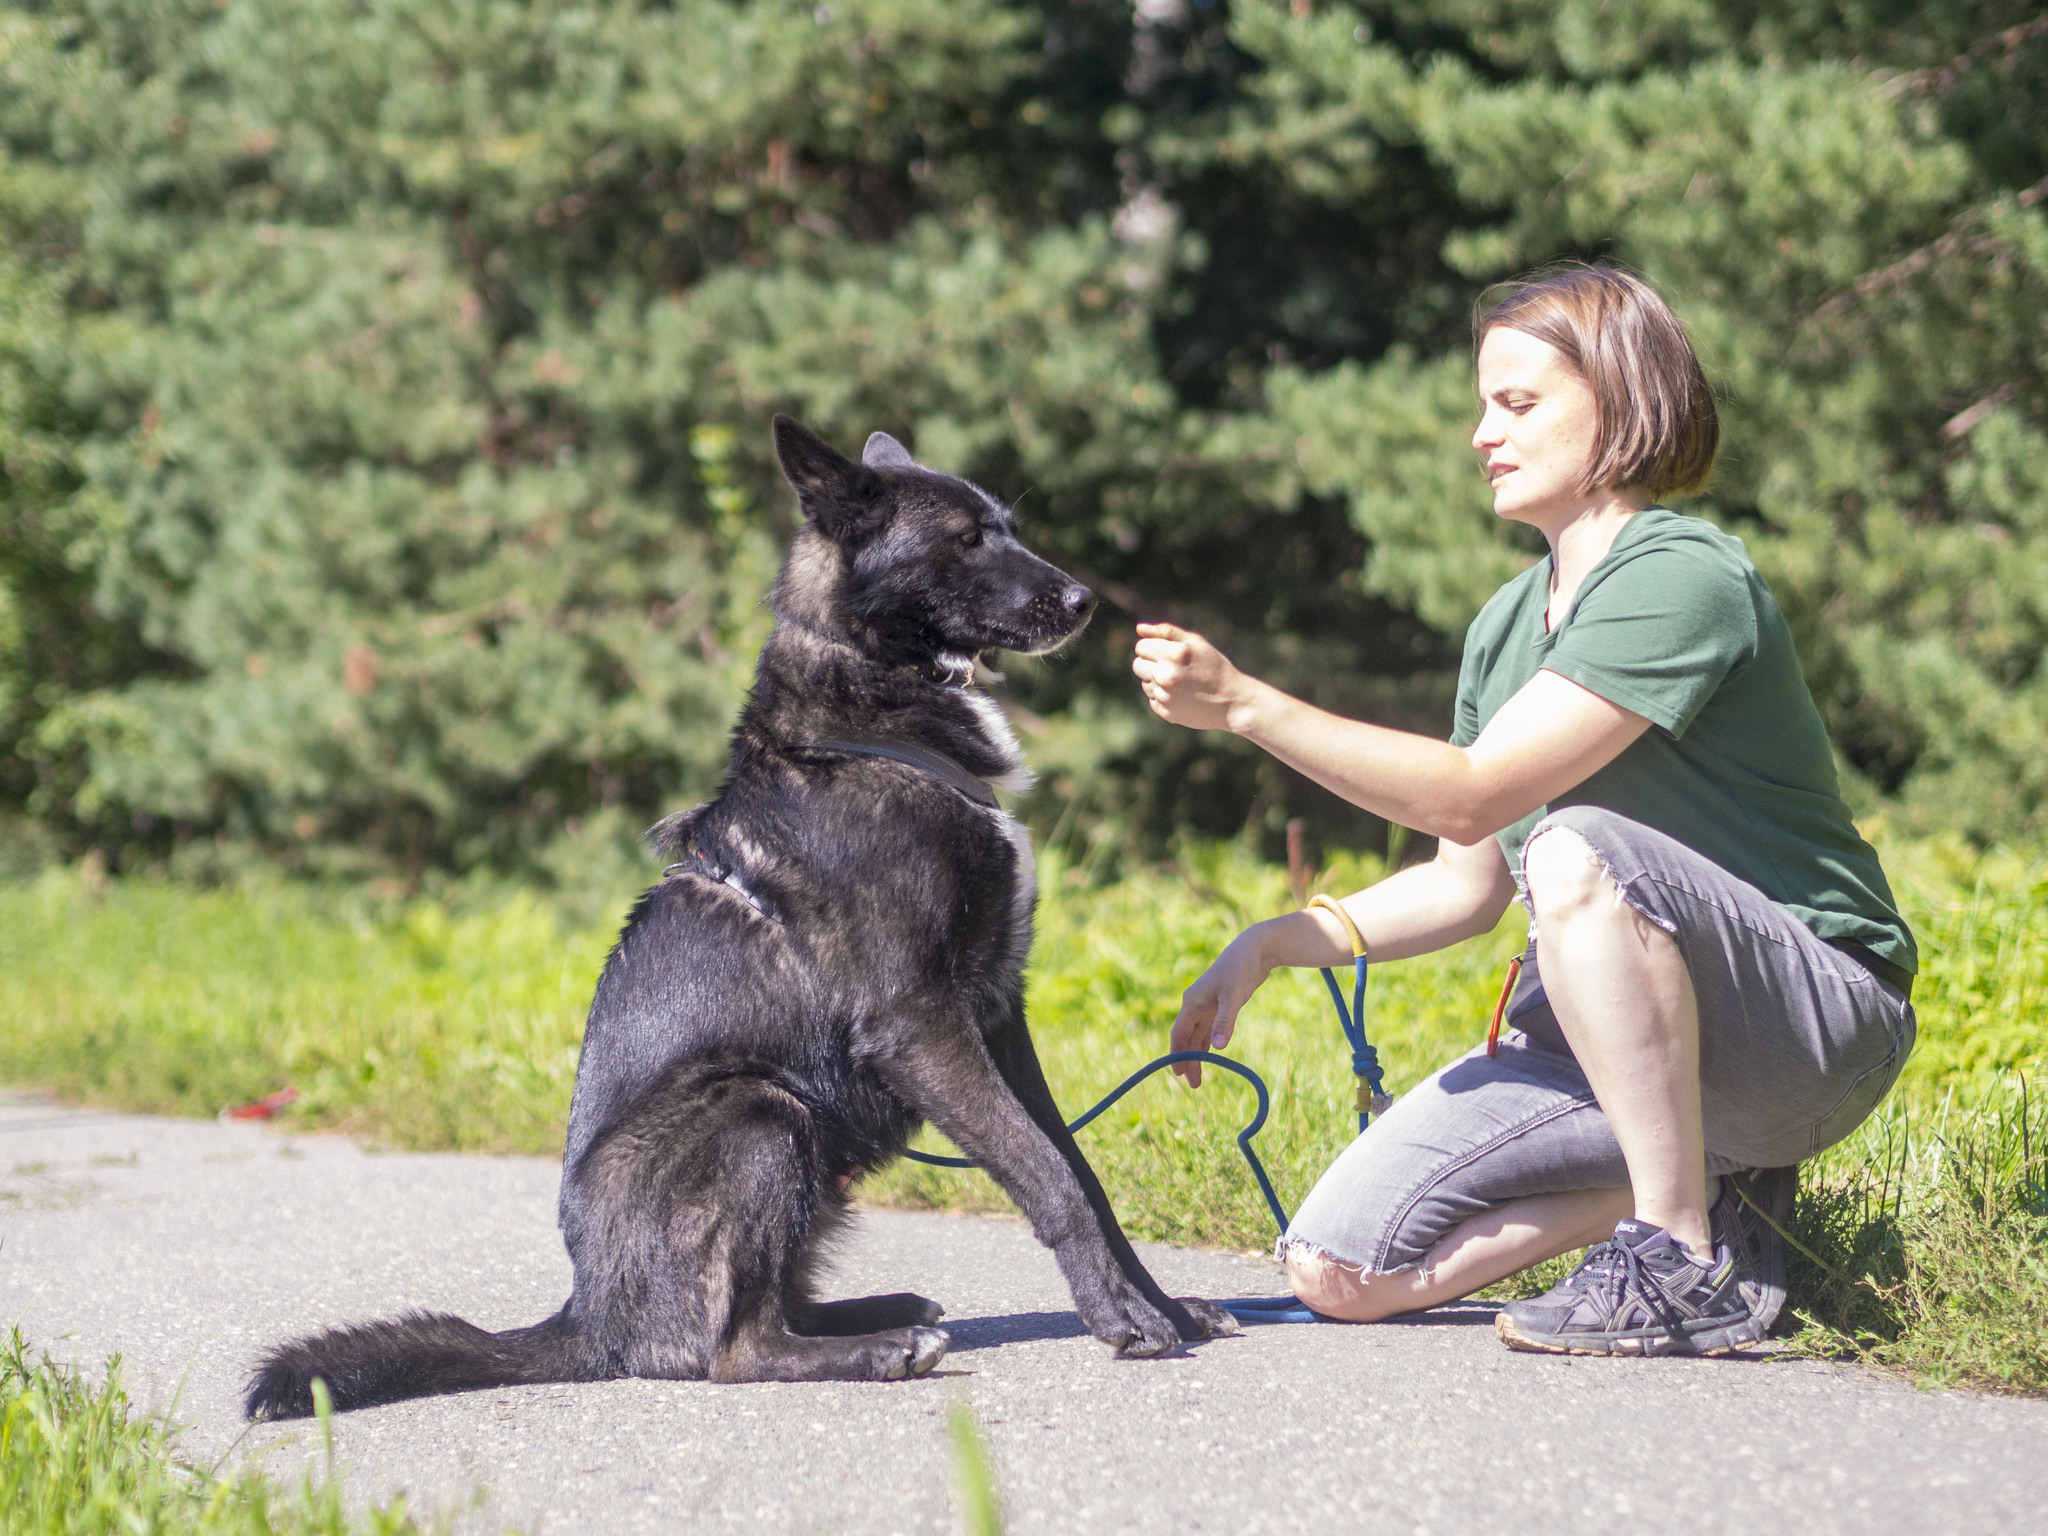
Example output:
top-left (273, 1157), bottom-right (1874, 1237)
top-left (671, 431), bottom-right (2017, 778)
top-left (1280, 805), bottom-right (1916, 1276)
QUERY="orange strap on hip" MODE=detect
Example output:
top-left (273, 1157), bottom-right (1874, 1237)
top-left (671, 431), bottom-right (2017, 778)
top-left (1486, 955), bottom-right (1523, 1059)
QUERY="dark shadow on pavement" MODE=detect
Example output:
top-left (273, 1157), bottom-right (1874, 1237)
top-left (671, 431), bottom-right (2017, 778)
top-left (943, 1310), bottom-right (1091, 1350)
top-left (943, 1310), bottom-right (1242, 1356)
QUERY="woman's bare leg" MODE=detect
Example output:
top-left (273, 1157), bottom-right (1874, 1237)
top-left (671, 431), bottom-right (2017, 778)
top-left (1287, 1187), bottom-right (1632, 1321)
top-left (1522, 824), bottom-right (1711, 1255)
top-left (1288, 822), bottom-right (1713, 1323)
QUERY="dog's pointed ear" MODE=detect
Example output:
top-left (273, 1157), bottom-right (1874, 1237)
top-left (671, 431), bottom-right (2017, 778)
top-left (861, 431), bottom-right (918, 471)
top-left (772, 415), bottom-right (880, 538)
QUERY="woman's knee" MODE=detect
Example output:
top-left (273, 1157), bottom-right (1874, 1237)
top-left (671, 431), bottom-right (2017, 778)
top-left (1284, 1242), bottom-right (1411, 1323)
top-left (1522, 808), bottom-right (1678, 939)
top-left (1522, 818), bottom-right (1616, 921)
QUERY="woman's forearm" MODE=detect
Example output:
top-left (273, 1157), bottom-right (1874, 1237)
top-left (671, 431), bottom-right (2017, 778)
top-left (1133, 623), bottom-right (1652, 846)
top-left (1165, 834), bottom-right (1515, 1078)
top-left (1226, 680), bottom-right (1492, 843)
top-left (1252, 852), bottom-right (1515, 972)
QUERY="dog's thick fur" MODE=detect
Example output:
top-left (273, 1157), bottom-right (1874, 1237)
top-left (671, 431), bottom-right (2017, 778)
top-left (245, 417), bottom-right (1235, 1419)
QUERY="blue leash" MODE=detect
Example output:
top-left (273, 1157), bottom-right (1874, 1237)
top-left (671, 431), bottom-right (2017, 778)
top-left (1306, 894), bottom-right (1392, 1134)
top-left (904, 1049), bottom-right (1291, 1237)
top-left (902, 899), bottom-right (1391, 1326)
top-left (1232, 905), bottom-right (1390, 1324)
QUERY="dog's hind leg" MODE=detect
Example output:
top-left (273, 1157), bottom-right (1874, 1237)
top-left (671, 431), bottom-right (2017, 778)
top-left (579, 1063), bottom-right (948, 1383)
top-left (711, 1080), bottom-right (948, 1382)
top-left (706, 1079), bottom-right (949, 1381)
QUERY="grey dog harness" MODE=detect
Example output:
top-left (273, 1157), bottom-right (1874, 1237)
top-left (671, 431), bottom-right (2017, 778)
top-left (815, 737), bottom-right (1001, 809)
top-left (663, 737), bottom-right (999, 922)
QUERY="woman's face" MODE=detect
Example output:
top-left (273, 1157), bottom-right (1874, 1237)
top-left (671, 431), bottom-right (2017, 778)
top-left (1471, 326), bottom-right (1602, 528)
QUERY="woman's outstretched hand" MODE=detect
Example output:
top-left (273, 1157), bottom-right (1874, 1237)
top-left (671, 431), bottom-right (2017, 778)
top-left (1132, 622), bottom-right (1255, 732)
top-left (1168, 928), bottom-right (1272, 1088)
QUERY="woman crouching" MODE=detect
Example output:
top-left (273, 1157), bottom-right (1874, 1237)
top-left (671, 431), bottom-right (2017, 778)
top-left (1133, 266), bottom-right (1915, 1354)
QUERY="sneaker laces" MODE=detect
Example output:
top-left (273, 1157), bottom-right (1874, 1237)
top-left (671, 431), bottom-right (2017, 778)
top-left (1558, 1240), bottom-right (1625, 1297)
top-left (1562, 1235), bottom-right (1691, 1344)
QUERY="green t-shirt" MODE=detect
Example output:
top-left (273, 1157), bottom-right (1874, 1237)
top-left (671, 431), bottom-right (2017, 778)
top-left (1452, 507), bottom-right (1916, 974)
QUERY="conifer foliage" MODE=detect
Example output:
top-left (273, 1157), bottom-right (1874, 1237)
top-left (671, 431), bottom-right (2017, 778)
top-left (0, 2), bottom-right (2042, 877)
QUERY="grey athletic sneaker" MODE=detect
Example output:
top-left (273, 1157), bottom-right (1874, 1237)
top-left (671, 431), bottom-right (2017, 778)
top-left (1495, 1218), bottom-right (1765, 1356)
top-left (1713, 1166), bottom-right (1798, 1334)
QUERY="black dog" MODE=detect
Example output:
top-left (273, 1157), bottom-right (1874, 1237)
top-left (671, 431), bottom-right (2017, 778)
top-left (246, 417), bottom-right (1235, 1417)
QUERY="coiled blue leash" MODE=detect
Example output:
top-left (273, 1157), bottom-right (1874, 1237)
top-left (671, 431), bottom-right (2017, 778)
top-left (902, 895), bottom-right (1393, 1325)
top-left (1306, 894), bottom-right (1393, 1133)
top-left (904, 1049), bottom-right (1291, 1237)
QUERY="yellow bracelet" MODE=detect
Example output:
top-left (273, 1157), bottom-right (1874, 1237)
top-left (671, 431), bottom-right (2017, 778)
top-left (1306, 893), bottom-right (1368, 960)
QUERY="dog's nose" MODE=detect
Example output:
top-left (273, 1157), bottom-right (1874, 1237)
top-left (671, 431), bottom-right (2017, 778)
top-left (1060, 584), bottom-right (1095, 618)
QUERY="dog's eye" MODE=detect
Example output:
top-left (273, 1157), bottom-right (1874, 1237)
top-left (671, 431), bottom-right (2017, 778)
top-left (959, 527), bottom-right (982, 547)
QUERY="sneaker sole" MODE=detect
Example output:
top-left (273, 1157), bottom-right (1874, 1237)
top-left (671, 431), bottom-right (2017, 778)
top-left (1494, 1310), bottom-right (1766, 1357)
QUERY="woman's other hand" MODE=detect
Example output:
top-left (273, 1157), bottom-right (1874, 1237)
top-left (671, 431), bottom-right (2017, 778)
top-left (1132, 622), bottom-right (1255, 732)
top-left (1169, 927), bottom-right (1273, 1087)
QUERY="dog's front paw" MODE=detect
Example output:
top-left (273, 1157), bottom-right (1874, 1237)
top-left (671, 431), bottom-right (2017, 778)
top-left (882, 1327), bottom-right (950, 1380)
top-left (1080, 1282), bottom-right (1181, 1359)
top-left (1174, 1295), bottom-right (1241, 1340)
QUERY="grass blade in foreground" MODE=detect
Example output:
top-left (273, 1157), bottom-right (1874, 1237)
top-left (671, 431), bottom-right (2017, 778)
top-left (948, 1401), bottom-right (1006, 1536)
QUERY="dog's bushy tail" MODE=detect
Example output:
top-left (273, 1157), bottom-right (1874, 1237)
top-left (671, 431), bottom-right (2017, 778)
top-left (244, 1304), bottom-right (594, 1420)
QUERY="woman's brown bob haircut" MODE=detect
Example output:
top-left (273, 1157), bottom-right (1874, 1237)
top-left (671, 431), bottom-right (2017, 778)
top-left (1475, 266), bottom-right (1718, 499)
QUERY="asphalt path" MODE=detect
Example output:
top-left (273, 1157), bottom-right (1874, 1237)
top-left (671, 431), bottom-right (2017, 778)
top-left (3, 1088), bottom-right (2044, 1535)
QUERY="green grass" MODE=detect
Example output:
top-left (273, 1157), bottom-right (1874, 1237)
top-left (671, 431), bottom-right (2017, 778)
top-left (0, 879), bottom-right (602, 1153)
top-left (2, 836), bottom-right (2044, 1393)
top-left (1775, 1077), bottom-right (2048, 1395)
top-left (0, 1330), bottom-right (425, 1534)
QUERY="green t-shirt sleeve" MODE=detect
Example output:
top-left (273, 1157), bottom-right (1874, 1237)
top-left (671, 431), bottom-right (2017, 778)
top-left (1450, 636), bottom-right (1484, 748)
top-left (1542, 545), bottom-right (1757, 737)
top-left (1450, 577), bottom-right (1524, 747)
